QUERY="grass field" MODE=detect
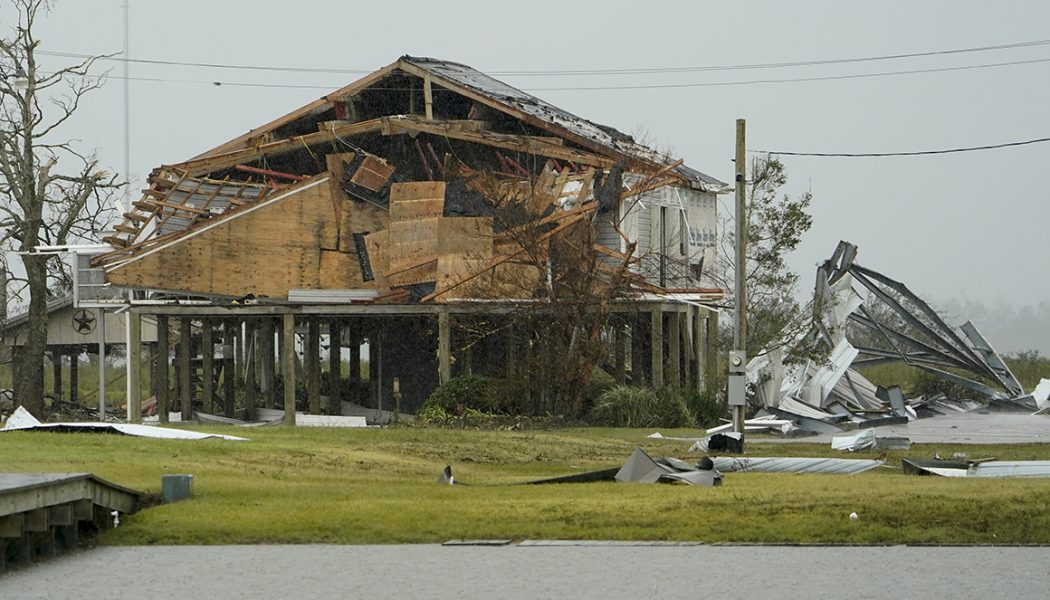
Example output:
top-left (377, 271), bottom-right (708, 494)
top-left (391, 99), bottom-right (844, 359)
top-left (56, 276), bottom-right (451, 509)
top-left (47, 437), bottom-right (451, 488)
top-left (3, 425), bottom-right (1050, 545)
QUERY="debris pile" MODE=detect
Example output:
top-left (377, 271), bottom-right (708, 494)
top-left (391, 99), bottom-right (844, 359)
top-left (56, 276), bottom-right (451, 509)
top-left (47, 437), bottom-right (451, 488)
top-left (746, 241), bottom-right (1046, 436)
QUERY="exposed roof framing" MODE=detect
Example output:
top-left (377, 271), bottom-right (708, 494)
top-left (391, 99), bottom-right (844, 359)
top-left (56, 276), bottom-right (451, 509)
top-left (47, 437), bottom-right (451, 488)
top-left (181, 56), bottom-right (725, 190)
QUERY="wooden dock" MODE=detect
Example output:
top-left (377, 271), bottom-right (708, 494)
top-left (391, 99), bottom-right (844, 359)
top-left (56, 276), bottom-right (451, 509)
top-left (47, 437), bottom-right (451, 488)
top-left (0, 473), bottom-right (143, 572)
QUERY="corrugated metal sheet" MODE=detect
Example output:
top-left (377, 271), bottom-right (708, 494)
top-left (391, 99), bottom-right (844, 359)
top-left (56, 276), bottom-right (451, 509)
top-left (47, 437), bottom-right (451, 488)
top-left (710, 456), bottom-right (884, 475)
top-left (401, 56), bottom-right (727, 191)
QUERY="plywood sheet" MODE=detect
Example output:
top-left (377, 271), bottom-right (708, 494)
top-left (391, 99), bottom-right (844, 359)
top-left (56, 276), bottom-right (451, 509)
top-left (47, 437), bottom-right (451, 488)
top-left (107, 177), bottom-right (335, 298)
top-left (319, 249), bottom-right (369, 289)
top-left (362, 229), bottom-right (391, 290)
top-left (351, 155), bottom-right (396, 192)
top-left (436, 217), bottom-right (493, 299)
top-left (389, 181), bottom-right (445, 221)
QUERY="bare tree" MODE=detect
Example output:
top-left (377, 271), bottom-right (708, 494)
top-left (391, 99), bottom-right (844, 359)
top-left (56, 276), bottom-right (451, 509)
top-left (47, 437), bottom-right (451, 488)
top-left (1, 0), bottom-right (119, 416)
top-left (443, 164), bottom-right (674, 417)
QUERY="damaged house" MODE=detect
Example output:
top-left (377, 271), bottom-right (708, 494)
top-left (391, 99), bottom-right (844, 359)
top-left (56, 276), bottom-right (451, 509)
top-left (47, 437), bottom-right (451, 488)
top-left (87, 56), bottom-right (728, 423)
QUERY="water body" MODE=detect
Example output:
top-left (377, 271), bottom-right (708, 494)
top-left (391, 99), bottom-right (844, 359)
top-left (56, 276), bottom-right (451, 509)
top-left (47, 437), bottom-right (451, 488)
top-left (2, 544), bottom-right (1048, 599)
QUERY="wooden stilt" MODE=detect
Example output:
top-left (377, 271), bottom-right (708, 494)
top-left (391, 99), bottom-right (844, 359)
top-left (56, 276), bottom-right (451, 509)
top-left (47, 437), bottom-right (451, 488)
top-left (261, 318), bottom-right (275, 409)
top-left (128, 311), bottom-right (142, 423)
top-left (328, 320), bottom-right (342, 415)
top-left (650, 309), bottom-right (664, 388)
top-left (705, 309), bottom-right (718, 388)
top-left (438, 309), bottom-right (451, 385)
top-left (156, 315), bottom-right (169, 424)
top-left (222, 322), bottom-right (235, 418)
top-left (668, 310), bottom-right (681, 389)
top-left (179, 318), bottom-right (192, 421)
top-left (201, 320), bottom-right (214, 414)
top-left (282, 313), bottom-right (296, 425)
top-left (69, 350), bottom-right (79, 404)
top-left (631, 315), bottom-right (646, 386)
top-left (244, 320), bottom-right (257, 421)
top-left (307, 318), bottom-right (321, 414)
top-left (614, 318), bottom-right (626, 384)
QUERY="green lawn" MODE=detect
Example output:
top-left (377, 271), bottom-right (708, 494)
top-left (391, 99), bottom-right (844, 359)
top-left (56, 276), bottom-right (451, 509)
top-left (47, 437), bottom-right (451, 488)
top-left (4, 425), bottom-right (1050, 545)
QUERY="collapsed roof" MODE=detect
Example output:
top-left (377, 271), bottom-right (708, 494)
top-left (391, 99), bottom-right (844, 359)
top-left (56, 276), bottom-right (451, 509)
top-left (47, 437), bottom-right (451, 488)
top-left (93, 56), bottom-right (725, 305)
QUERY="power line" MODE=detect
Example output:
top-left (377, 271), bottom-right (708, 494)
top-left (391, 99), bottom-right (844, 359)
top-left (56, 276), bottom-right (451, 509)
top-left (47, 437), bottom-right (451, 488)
top-left (35, 38), bottom-right (1050, 77)
top-left (755, 135), bottom-right (1050, 157)
top-left (49, 56), bottom-right (1050, 92)
top-left (530, 57), bottom-right (1050, 91)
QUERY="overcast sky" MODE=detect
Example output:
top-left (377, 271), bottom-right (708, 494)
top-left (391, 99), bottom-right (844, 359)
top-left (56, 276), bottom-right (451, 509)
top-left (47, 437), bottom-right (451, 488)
top-left (5, 0), bottom-right (1049, 350)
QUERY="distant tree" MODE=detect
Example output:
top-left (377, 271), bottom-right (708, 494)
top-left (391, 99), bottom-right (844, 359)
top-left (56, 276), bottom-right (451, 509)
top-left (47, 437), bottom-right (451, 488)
top-left (1, 0), bottom-right (119, 416)
top-left (713, 154), bottom-right (813, 358)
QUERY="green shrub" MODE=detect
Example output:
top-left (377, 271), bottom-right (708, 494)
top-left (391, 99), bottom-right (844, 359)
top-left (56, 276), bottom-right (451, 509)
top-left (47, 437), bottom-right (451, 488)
top-left (583, 368), bottom-right (617, 406)
top-left (422, 374), bottom-right (500, 415)
top-left (685, 387), bottom-right (727, 427)
top-left (589, 385), bottom-right (694, 428)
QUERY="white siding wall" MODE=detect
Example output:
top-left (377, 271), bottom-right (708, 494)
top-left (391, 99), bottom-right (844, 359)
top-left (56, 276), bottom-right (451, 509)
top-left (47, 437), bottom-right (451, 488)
top-left (620, 185), bottom-right (718, 287)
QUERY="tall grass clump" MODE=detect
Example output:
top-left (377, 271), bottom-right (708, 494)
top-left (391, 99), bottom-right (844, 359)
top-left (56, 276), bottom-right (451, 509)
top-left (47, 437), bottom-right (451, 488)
top-left (589, 385), bottom-right (693, 428)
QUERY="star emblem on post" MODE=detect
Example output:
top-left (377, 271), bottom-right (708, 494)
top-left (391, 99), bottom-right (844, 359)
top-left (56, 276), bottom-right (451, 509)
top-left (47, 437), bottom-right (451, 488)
top-left (73, 309), bottom-right (97, 335)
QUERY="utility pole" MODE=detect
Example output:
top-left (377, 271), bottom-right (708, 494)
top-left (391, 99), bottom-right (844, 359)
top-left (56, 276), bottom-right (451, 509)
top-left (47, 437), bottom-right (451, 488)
top-left (728, 119), bottom-right (748, 441)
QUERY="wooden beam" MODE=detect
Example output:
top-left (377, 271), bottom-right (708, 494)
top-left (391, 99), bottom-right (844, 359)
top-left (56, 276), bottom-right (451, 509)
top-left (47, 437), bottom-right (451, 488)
top-left (189, 60), bottom-right (403, 160)
top-left (282, 313), bottom-right (296, 425)
top-left (397, 60), bottom-right (684, 179)
top-left (423, 75), bottom-right (434, 120)
top-left (383, 117), bottom-right (614, 167)
top-left (174, 118), bottom-right (389, 177)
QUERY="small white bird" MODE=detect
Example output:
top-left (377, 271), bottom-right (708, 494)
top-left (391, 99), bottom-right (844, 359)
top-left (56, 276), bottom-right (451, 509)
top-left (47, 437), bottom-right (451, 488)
top-left (849, 512), bottom-right (859, 521)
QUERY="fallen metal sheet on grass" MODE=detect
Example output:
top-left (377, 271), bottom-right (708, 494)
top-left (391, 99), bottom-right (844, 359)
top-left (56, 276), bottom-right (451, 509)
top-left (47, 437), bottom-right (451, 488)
top-left (831, 429), bottom-right (876, 451)
top-left (710, 456), bottom-right (884, 475)
top-left (615, 447), bottom-right (669, 483)
top-left (524, 468), bottom-right (620, 485)
top-left (2, 406), bottom-right (247, 441)
top-left (526, 447), bottom-right (723, 487)
top-left (902, 457), bottom-right (1050, 478)
top-left (831, 429), bottom-right (911, 452)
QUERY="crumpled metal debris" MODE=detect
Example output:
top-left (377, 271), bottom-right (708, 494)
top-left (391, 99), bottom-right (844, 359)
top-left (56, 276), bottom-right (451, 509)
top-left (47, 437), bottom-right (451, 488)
top-left (746, 241), bottom-right (1035, 435)
top-left (615, 447), bottom-right (722, 487)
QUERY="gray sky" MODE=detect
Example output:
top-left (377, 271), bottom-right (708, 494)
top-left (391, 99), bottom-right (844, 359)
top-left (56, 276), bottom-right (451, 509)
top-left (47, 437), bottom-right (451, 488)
top-left (7, 0), bottom-right (1050, 350)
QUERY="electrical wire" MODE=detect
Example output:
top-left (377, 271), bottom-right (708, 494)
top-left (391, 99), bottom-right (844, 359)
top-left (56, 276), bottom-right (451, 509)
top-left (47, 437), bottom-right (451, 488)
top-left (529, 57), bottom-right (1050, 91)
top-left (36, 56), bottom-right (1050, 92)
top-left (35, 38), bottom-right (1050, 77)
top-left (755, 135), bottom-right (1050, 157)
